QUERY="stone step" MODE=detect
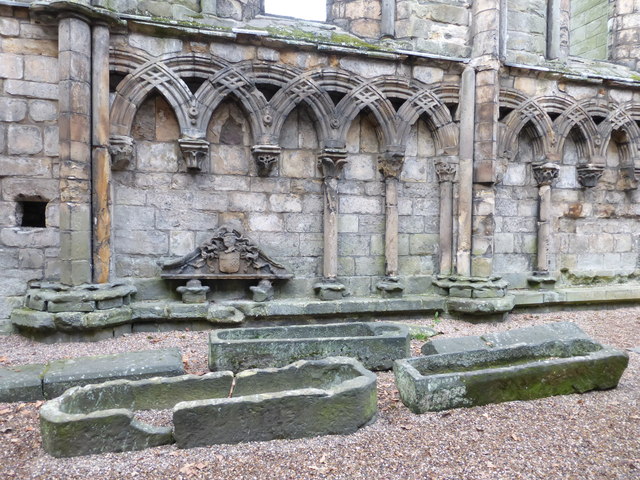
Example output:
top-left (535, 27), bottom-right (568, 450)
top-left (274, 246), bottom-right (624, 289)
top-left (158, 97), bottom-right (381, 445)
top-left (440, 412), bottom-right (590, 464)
top-left (0, 348), bottom-right (184, 402)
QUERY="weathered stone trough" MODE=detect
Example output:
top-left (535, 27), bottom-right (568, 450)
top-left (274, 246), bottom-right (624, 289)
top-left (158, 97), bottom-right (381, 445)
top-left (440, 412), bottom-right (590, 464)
top-left (208, 322), bottom-right (410, 372)
top-left (394, 323), bottom-right (629, 413)
top-left (40, 357), bottom-right (376, 457)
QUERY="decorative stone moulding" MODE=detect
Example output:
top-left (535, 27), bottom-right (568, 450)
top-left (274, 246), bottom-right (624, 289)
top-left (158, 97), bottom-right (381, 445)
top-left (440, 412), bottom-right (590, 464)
top-left (41, 357), bottom-right (377, 456)
top-left (251, 144), bottom-right (281, 176)
top-left (576, 163), bottom-right (605, 188)
top-left (532, 161), bottom-right (559, 186)
top-left (178, 137), bottom-right (209, 171)
top-left (433, 275), bottom-right (515, 317)
top-left (376, 277), bottom-right (404, 298)
top-left (619, 166), bottom-right (639, 190)
top-left (434, 156), bottom-right (458, 183)
top-left (395, 322), bottom-right (628, 413)
top-left (208, 322), bottom-right (410, 372)
top-left (527, 271), bottom-right (557, 289)
top-left (108, 135), bottom-right (135, 170)
top-left (163, 225), bottom-right (291, 302)
top-left (314, 280), bottom-right (349, 300)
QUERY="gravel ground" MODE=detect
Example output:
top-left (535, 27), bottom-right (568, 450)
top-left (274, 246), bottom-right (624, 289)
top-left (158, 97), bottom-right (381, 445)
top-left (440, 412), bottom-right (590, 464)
top-left (0, 307), bottom-right (639, 480)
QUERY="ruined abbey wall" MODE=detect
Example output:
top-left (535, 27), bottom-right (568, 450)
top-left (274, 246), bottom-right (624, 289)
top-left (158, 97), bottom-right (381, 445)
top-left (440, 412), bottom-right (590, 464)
top-left (3, 0), bottom-right (640, 332)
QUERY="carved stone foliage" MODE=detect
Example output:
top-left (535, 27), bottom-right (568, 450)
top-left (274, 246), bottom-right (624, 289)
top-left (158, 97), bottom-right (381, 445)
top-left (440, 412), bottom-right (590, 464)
top-left (318, 148), bottom-right (348, 179)
top-left (378, 152), bottom-right (404, 179)
top-left (251, 144), bottom-right (281, 176)
top-left (178, 138), bottom-right (209, 171)
top-left (576, 164), bottom-right (605, 188)
top-left (108, 135), bottom-right (134, 170)
top-left (532, 162), bottom-right (559, 187)
top-left (435, 157), bottom-right (458, 183)
top-left (162, 225), bottom-right (291, 279)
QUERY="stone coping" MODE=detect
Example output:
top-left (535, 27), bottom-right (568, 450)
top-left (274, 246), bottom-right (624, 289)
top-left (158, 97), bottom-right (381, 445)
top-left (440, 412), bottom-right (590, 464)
top-left (513, 285), bottom-right (640, 307)
top-left (40, 357), bottom-right (377, 457)
top-left (396, 323), bottom-right (629, 413)
top-left (0, 349), bottom-right (184, 402)
top-left (209, 322), bottom-right (410, 372)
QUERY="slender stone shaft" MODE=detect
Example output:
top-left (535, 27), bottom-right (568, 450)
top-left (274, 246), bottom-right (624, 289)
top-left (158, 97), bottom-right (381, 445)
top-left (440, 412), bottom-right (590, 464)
top-left (59, 15), bottom-right (93, 286)
top-left (456, 67), bottom-right (475, 277)
top-left (436, 158), bottom-right (457, 275)
top-left (381, 0), bottom-right (395, 37)
top-left (92, 24), bottom-right (111, 283)
top-left (318, 149), bottom-right (347, 280)
top-left (532, 162), bottom-right (559, 273)
top-left (378, 152), bottom-right (404, 278)
top-left (547, 0), bottom-right (561, 59)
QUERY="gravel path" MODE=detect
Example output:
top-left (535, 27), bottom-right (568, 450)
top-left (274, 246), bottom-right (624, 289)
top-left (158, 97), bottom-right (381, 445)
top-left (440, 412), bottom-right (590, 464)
top-left (1, 307), bottom-right (639, 480)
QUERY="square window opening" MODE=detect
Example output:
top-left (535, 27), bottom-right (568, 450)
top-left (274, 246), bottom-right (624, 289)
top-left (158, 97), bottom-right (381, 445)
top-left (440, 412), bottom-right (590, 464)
top-left (18, 201), bottom-right (48, 228)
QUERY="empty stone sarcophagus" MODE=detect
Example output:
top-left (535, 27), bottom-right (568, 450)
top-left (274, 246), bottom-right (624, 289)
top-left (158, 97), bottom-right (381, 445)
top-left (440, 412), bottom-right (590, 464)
top-left (40, 372), bottom-right (233, 457)
top-left (394, 322), bottom-right (628, 413)
top-left (40, 357), bottom-right (376, 457)
top-left (208, 322), bottom-right (410, 372)
top-left (173, 356), bottom-right (377, 448)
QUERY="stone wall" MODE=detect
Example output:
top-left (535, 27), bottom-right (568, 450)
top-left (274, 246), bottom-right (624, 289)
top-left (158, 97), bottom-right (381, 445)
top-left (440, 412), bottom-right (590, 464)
top-left (0, 5), bottom-right (59, 332)
top-left (395, 0), bottom-right (471, 57)
top-left (569, 0), bottom-right (609, 59)
top-left (506, 0), bottom-right (547, 64)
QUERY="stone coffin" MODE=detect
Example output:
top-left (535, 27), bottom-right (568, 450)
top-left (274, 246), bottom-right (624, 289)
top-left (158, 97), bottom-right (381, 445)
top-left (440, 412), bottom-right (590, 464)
top-left (173, 357), bottom-right (377, 448)
top-left (208, 322), bottom-right (410, 372)
top-left (394, 323), bottom-right (628, 413)
top-left (40, 357), bottom-right (376, 457)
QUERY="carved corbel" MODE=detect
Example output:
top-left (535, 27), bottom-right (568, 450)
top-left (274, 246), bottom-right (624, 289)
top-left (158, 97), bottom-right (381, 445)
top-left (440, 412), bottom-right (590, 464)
top-left (377, 151), bottom-right (404, 179)
top-left (576, 164), bottom-right (604, 188)
top-left (178, 137), bottom-right (209, 172)
top-left (532, 162), bottom-right (559, 187)
top-left (435, 156), bottom-right (458, 183)
top-left (108, 135), bottom-right (134, 170)
top-left (318, 148), bottom-right (348, 179)
top-left (251, 144), bottom-right (281, 176)
top-left (620, 165), bottom-right (639, 191)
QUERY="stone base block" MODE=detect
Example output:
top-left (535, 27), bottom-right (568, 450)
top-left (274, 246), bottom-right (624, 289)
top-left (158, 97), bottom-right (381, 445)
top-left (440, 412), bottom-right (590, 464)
top-left (376, 278), bottom-right (404, 298)
top-left (0, 364), bottom-right (46, 402)
top-left (208, 322), bottom-right (410, 372)
top-left (446, 294), bottom-right (515, 316)
top-left (314, 281), bottom-right (349, 301)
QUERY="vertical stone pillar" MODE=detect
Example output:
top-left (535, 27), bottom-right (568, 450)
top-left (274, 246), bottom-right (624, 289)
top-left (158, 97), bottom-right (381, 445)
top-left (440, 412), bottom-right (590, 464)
top-left (92, 23), bottom-right (111, 284)
top-left (547, 0), bottom-right (561, 59)
top-left (435, 157), bottom-right (458, 275)
top-left (59, 15), bottom-right (93, 286)
top-left (314, 148), bottom-right (348, 300)
top-left (381, 0), bottom-right (396, 37)
top-left (456, 67), bottom-right (475, 277)
top-left (532, 162), bottom-right (559, 274)
top-left (377, 152), bottom-right (404, 278)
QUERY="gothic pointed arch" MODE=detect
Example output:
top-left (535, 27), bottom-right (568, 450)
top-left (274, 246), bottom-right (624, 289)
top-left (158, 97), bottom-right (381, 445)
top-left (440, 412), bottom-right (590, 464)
top-left (596, 103), bottom-right (640, 163)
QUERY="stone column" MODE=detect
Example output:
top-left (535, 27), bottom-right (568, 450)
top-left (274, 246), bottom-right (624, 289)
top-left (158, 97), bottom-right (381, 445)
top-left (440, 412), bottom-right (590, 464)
top-left (456, 66), bottom-right (475, 277)
top-left (315, 148), bottom-right (348, 300)
top-left (435, 156), bottom-right (458, 275)
top-left (376, 151), bottom-right (405, 297)
top-left (59, 14), bottom-right (93, 286)
top-left (532, 162), bottom-right (559, 274)
top-left (92, 23), bottom-right (111, 284)
top-left (381, 0), bottom-right (396, 37)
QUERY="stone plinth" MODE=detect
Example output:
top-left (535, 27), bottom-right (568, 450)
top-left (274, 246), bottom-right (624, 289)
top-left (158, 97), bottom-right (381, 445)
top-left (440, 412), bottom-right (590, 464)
top-left (208, 322), bottom-right (410, 372)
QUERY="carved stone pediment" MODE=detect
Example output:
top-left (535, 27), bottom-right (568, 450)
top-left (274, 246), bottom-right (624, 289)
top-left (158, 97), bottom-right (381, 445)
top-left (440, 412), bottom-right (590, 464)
top-left (162, 225), bottom-right (292, 280)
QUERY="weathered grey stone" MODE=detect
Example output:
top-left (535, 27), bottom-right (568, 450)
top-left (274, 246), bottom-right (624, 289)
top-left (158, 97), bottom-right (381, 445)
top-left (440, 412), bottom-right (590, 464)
top-left (0, 363), bottom-right (46, 402)
top-left (43, 348), bottom-right (184, 398)
top-left (395, 337), bottom-right (628, 412)
top-left (422, 321), bottom-right (592, 355)
top-left (40, 372), bottom-right (232, 457)
top-left (173, 357), bottom-right (377, 448)
top-left (209, 322), bottom-right (410, 372)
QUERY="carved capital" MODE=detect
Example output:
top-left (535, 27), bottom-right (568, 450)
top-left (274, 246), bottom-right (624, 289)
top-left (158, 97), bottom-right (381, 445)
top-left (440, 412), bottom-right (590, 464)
top-left (108, 135), bottom-right (134, 170)
top-left (532, 162), bottom-right (559, 187)
top-left (377, 151), bottom-right (404, 179)
top-left (318, 148), bottom-right (348, 179)
top-left (576, 164), bottom-right (604, 188)
top-left (619, 166), bottom-right (639, 191)
top-left (435, 156), bottom-right (458, 183)
top-left (251, 144), bottom-right (281, 177)
top-left (178, 137), bottom-right (209, 172)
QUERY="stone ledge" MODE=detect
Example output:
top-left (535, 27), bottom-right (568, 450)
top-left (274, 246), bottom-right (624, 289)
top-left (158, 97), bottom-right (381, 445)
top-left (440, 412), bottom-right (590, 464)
top-left (513, 285), bottom-right (640, 307)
